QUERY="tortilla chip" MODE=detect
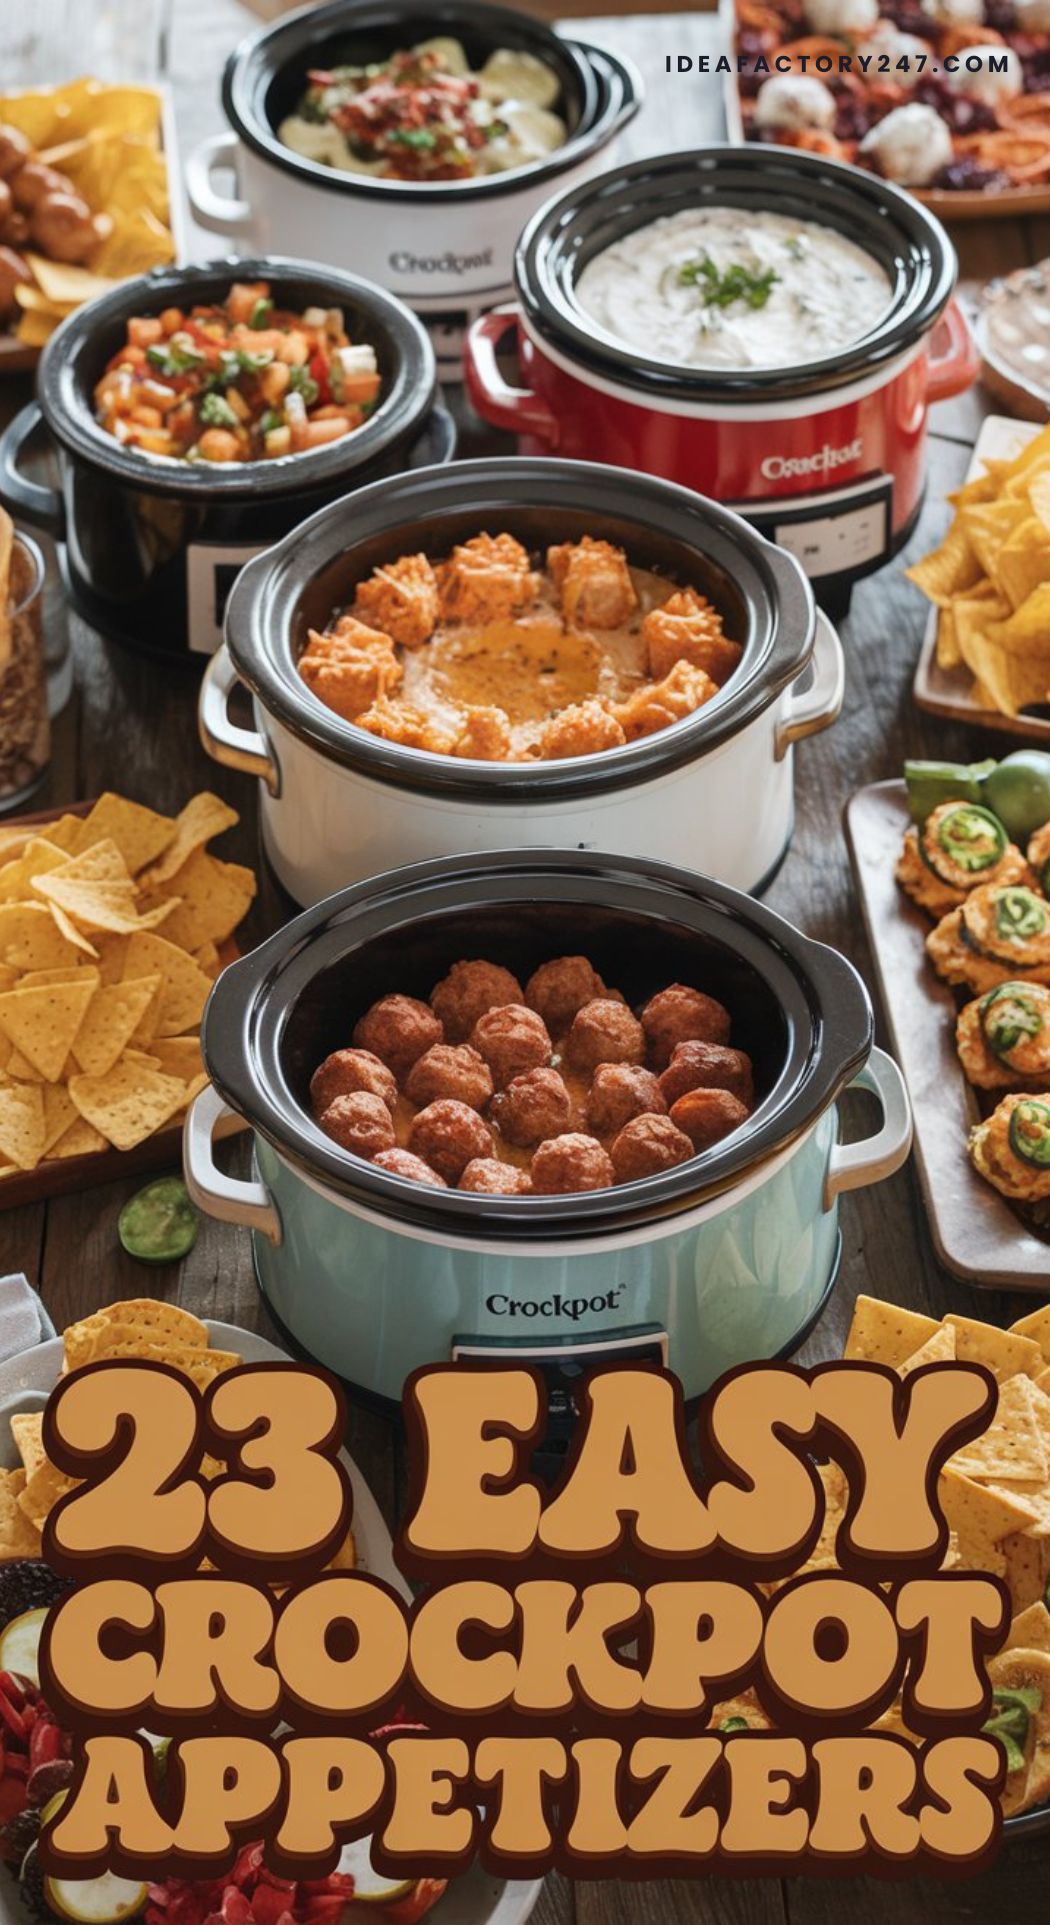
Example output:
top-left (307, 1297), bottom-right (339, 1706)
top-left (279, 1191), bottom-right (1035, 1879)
top-left (18, 1458), bottom-right (77, 1533)
top-left (122, 933), bottom-right (211, 1036)
top-left (10, 1412), bottom-right (44, 1479)
top-left (943, 1315), bottom-right (1042, 1383)
top-left (990, 516), bottom-right (1050, 612)
top-left (49, 1116), bottom-right (107, 1159)
top-left (0, 978), bottom-right (97, 1082)
top-left (147, 850), bottom-right (255, 951)
top-left (40, 1083), bottom-right (78, 1157)
top-left (898, 1324), bottom-right (956, 1377)
top-left (140, 793), bottom-right (238, 888)
top-left (936, 603), bottom-right (961, 671)
top-left (1012, 1305), bottom-right (1050, 1364)
top-left (844, 1296), bottom-right (942, 1367)
top-left (1009, 1603), bottom-right (1050, 1653)
top-left (0, 1083), bottom-right (45, 1169)
top-left (939, 1466), bottom-right (1040, 1574)
top-left (906, 519), bottom-right (981, 605)
top-left (71, 974), bottom-right (162, 1078)
top-left (33, 870), bottom-right (176, 937)
top-left (952, 1375), bottom-right (1050, 1483)
top-left (147, 1036), bottom-right (204, 1084)
top-left (0, 903), bottom-right (79, 973)
top-left (326, 1528), bottom-right (356, 1572)
top-left (65, 1296), bottom-right (209, 1360)
top-left (68, 1057), bottom-right (185, 1150)
top-left (0, 1468), bottom-right (41, 1559)
top-left (76, 793), bottom-right (175, 875)
top-left (1004, 1530), bottom-right (1050, 1613)
top-left (0, 840), bottom-right (69, 902)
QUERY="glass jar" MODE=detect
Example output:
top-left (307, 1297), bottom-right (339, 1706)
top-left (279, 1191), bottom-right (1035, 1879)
top-left (0, 534), bottom-right (50, 811)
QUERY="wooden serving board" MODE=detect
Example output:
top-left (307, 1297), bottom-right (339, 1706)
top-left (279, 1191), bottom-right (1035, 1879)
top-left (845, 778), bottom-right (1050, 1289)
top-left (0, 795), bottom-right (243, 1213)
top-left (913, 414), bottom-right (1050, 743)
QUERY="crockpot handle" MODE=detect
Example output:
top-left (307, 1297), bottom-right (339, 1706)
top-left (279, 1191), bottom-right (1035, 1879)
top-left (184, 133), bottom-right (252, 237)
top-left (926, 298), bottom-right (979, 405)
top-left (463, 307), bottom-right (560, 444)
top-left (199, 643), bottom-right (281, 797)
top-left (824, 1049), bottom-right (913, 1208)
top-left (0, 404), bottom-right (65, 540)
top-left (774, 611), bottom-right (844, 761)
top-left (184, 1085), bottom-right (282, 1245)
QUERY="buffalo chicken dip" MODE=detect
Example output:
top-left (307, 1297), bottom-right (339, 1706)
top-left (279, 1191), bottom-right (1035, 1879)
top-left (574, 207), bottom-right (893, 372)
top-left (297, 533), bottom-right (743, 760)
top-left (280, 37), bottom-right (566, 184)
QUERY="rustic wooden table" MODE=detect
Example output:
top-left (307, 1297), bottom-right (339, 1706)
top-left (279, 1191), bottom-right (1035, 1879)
top-left (0, 3), bottom-right (1047, 1918)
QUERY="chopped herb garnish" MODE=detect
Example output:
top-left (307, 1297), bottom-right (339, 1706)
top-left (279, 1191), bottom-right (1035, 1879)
top-left (391, 128), bottom-right (438, 150)
top-left (679, 255), bottom-right (780, 312)
top-left (199, 392), bottom-right (239, 430)
top-left (146, 340), bottom-right (205, 376)
top-left (259, 409), bottom-right (285, 435)
top-left (719, 1716), bottom-right (749, 1732)
top-left (249, 296), bottom-right (274, 329)
top-left (288, 364), bottom-right (320, 407)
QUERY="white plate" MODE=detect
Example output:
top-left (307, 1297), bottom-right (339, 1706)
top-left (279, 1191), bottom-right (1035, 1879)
top-left (0, 1321), bottom-right (543, 1925)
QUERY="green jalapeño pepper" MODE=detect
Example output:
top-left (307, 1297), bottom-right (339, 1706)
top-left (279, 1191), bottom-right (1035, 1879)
top-left (719, 1717), bottom-right (749, 1732)
top-left (932, 803), bottom-right (1008, 875)
top-left (982, 1685), bottom-right (1041, 1776)
top-left (1010, 1099), bottom-right (1050, 1170)
top-left (981, 985), bottom-right (1045, 1060)
top-left (994, 887), bottom-right (1048, 944)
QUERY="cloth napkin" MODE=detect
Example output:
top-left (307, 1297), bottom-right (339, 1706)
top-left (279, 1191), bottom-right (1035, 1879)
top-left (0, 1273), bottom-right (56, 1360)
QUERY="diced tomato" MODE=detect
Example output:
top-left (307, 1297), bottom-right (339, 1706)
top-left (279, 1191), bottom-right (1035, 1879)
top-left (308, 351), bottom-right (332, 406)
top-left (0, 1773), bottom-right (27, 1826)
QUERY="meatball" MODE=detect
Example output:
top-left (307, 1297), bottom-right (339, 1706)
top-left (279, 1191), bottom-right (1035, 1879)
top-left (0, 245), bottom-right (29, 319)
top-left (372, 1147), bottom-right (447, 1188)
top-left (471, 1004), bottom-right (552, 1089)
top-left (11, 162), bottom-right (69, 213)
top-left (31, 192), bottom-right (101, 264)
top-left (669, 1088), bottom-right (750, 1151)
top-left (408, 1099), bottom-right (494, 1183)
top-left (310, 1047), bottom-right (398, 1118)
top-left (640, 984), bottom-right (732, 1068)
top-left (659, 1041), bottom-right (754, 1110)
top-left (320, 1091), bottom-right (396, 1160)
top-left (352, 994), bottom-right (443, 1081)
top-left (490, 1066), bottom-right (575, 1148)
top-left (430, 959), bottom-right (523, 1044)
top-left (530, 1132), bottom-right (615, 1195)
top-left (586, 1063), bottom-right (667, 1137)
top-left (405, 1043), bottom-right (494, 1113)
top-left (563, 998), bottom-right (645, 1073)
top-left (610, 1114), bottom-right (694, 1183)
top-left (525, 955), bottom-right (607, 1034)
top-left (459, 1158), bottom-right (533, 1195)
top-left (0, 126), bottom-right (31, 179)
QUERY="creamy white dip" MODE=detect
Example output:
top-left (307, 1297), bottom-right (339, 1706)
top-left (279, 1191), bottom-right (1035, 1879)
top-left (574, 207), bottom-right (894, 373)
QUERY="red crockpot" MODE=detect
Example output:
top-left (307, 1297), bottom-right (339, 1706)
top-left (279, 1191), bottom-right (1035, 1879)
top-left (465, 146), bottom-right (977, 604)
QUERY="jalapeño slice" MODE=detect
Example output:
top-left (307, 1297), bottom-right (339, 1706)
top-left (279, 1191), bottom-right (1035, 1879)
top-left (719, 1717), bottom-right (749, 1732)
top-left (981, 984), bottom-right (1046, 1061)
top-left (982, 1685), bottom-right (1039, 1776)
top-left (1009, 1099), bottom-right (1050, 1171)
top-left (994, 886), bottom-right (1048, 944)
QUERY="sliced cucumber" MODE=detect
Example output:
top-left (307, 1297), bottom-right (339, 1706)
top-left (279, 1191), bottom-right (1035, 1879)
top-left (334, 1836), bottom-right (413, 1902)
top-left (43, 1874), bottom-right (147, 1924)
top-left (0, 1606), bottom-right (47, 1687)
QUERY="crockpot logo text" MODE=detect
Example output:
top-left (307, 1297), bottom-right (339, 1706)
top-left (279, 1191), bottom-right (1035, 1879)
top-left (761, 437), bottom-right (864, 482)
top-left (486, 1285), bottom-right (626, 1321)
top-left (38, 1358), bottom-right (1012, 1886)
top-left (390, 246), bottom-right (494, 277)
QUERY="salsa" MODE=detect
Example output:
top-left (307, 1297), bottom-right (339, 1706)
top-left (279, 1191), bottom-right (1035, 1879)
top-left (93, 281), bottom-right (382, 463)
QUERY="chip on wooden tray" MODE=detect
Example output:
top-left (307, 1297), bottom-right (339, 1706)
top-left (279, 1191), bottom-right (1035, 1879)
top-left (908, 423), bottom-right (1050, 717)
top-left (0, 792), bottom-right (255, 1178)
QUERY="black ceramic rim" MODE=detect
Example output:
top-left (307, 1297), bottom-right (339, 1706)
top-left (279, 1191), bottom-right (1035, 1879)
top-left (515, 146), bottom-right (958, 406)
top-left (222, 0), bottom-right (640, 205)
top-left (35, 255), bottom-right (437, 501)
top-left (223, 455), bottom-right (816, 803)
top-left (201, 848), bottom-right (873, 1241)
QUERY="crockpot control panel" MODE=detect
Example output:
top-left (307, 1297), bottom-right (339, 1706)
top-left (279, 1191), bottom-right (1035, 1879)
top-left (736, 472), bottom-right (894, 614)
top-left (452, 1326), bottom-right (668, 1481)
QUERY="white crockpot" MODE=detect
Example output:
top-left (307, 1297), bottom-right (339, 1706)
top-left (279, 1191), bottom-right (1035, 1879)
top-left (201, 458), bottom-right (844, 906)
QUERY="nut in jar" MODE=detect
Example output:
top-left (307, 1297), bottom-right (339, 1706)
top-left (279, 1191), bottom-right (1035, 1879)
top-left (0, 509), bottom-right (48, 809)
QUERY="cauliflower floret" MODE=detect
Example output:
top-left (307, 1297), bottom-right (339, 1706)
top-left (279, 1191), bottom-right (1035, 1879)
top-left (943, 45), bottom-right (1022, 108)
top-left (547, 537), bottom-right (638, 631)
top-left (453, 706), bottom-right (514, 760)
top-left (436, 532), bottom-right (537, 624)
top-left (860, 103), bottom-right (953, 186)
top-left (353, 553), bottom-right (439, 650)
top-left (298, 620), bottom-right (402, 722)
top-left (538, 700), bottom-right (626, 761)
top-left (641, 589), bottom-right (742, 686)
top-left (805, 0), bottom-right (878, 32)
top-left (613, 661), bottom-right (717, 741)
top-left (753, 74), bottom-right (837, 132)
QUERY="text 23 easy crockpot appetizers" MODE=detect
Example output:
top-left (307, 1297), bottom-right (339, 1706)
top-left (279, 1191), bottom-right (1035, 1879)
top-left (93, 280), bottom-right (381, 463)
top-left (297, 532), bottom-right (742, 759)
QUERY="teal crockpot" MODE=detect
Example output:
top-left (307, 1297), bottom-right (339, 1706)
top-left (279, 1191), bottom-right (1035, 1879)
top-left (185, 850), bottom-right (912, 1407)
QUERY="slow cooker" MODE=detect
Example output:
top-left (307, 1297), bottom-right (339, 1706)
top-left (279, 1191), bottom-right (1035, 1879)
top-left (465, 146), bottom-right (978, 615)
top-left (0, 257), bottom-right (455, 661)
top-left (184, 849), bottom-right (912, 1414)
top-left (184, 0), bottom-right (642, 381)
top-left (204, 457), bottom-right (845, 904)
